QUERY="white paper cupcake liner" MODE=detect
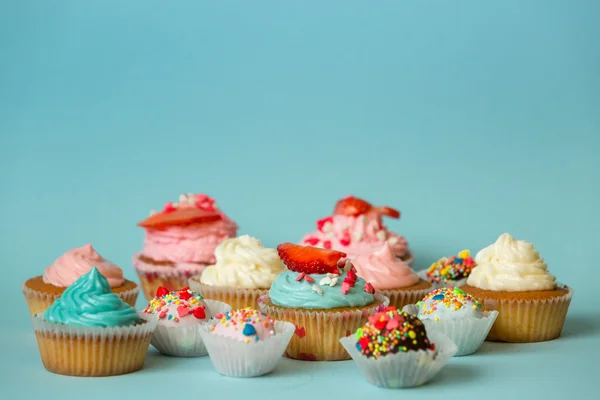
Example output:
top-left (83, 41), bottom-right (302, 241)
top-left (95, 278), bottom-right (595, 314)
top-left (198, 320), bottom-right (295, 377)
top-left (402, 304), bottom-right (498, 356)
top-left (377, 285), bottom-right (432, 310)
top-left (340, 330), bottom-right (457, 388)
top-left (31, 313), bottom-right (158, 376)
top-left (145, 300), bottom-right (231, 357)
top-left (416, 270), bottom-right (468, 290)
top-left (188, 277), bottom-right (267, 310)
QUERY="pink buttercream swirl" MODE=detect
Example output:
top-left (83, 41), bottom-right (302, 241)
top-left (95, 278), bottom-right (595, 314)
top-left (140, 219), bottom-right (238, 265)
top-left (43, 244), bottom-right (125, 288)
top-left (300, 214), bottom-right (408, 258)
top-left (352, 242), bottom-right (419, 290)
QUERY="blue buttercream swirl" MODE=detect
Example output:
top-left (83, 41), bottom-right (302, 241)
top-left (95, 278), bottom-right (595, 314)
top-left (44, 267), bottom-right (141, 327)
top-left (269, 270), bottom-right (375, 309)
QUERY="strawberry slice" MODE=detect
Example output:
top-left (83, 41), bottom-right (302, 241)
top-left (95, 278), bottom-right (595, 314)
top-left (138, 207), bottom-right (222, 229)
top-left (334, 196), bottom-right (372, 216)
top-left (370, 206), bottom-right (400, 219)
top-left (277, 242), bottom-right (346, 274)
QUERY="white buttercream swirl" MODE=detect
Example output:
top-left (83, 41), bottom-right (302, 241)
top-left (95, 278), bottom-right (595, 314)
top-left (466, 233), bottom-right (557, 292)
top-left (200, 235), bottom-right (284, 289)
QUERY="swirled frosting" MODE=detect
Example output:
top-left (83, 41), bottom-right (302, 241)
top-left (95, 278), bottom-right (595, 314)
top-left (352, 243), bottom-right (420, 290)
top-left (44, 267), bottom-right (141, 327)
top-left (43, 244), bottom-right (125, 288)
top-left (466, 233), bottom-right (557, 292)
top-left (200, 235), bottom-right (285, 289)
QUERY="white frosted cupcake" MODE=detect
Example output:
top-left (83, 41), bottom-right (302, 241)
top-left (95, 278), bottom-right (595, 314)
top-left (188, 235), bottom-right (285, 310)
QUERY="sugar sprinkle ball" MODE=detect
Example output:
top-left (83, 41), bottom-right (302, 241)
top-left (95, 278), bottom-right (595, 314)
top-left (355, 307), bottom-right (434, 359)
top-left (417, 287), bottom-right (483, 321)
top-left (144, 286), bottom-right (211, 325)
top-left (211, 308), bottom-right (276, 344)
top-left (426, 250), bottom-right (476, 284)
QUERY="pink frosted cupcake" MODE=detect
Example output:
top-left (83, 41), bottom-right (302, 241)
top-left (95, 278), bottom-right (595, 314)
top-left (22, 244), bottom-right (139, 315)
top-left (133, 193), bottom-right (237, 300)
top-left (300, 196), bottom-right (414, 266)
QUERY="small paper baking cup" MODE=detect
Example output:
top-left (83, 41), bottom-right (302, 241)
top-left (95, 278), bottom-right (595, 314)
top-left (188, 277), bottom-right (267, 310)
top-left (134, 261), bottom-right (206, 301)
top-left (340, 330), bottom-right (457, 388)
top-left (416, 270), bottom-right (468, 290)
top-left (257, 294), bottom-right (389, 361)
top-left (198, 320), bottom-right (295, 377)
top-left (402, 304), bottom-right (498, 356)
top-left (145, 300), bottom-right (231, 357)
top-left (477, 284), bottom-right (573, 343)
top-left (378, 286), bottom-right (432, 311)
top-left (22, 283), bottom-right (140, 315)
top-left (31, 314), bottom-right (158, 377)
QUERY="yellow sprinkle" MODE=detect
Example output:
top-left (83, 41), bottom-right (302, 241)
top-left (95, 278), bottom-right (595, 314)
top-left (435, 317), bottom-right (440, 322)
top-left (408, 331), bottom-right (416, 339)
top-left (458, 250), bottom-right (470, 259)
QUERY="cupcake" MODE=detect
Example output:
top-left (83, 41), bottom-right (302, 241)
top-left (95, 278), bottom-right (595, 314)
top-left (403, 287), bottom-right (498, 356)
top-left (461, 233), bottom-right (573, 343)
top-left (142, 286), bottom-right (230, 357)
top-left (339, 307), bottom-right (456, 388)
top-left (188, 235), bottom-right (285, 310)
top-left (420, 250), bottom-right (477, 288)
top-left (198, 308), bottom-right (294, 377)
top-left (32, 267), bottom-right (157, 376)
top-left (352, 242), bottom-right (431, 309)
top-left (300, 195), bottom-right (414, 266)
top-left (22, 244), bottom-right (139, 315)
top-left (133, 193), bottom-right (237, 300)
top-left (258, 243), bottom-right (389, 361)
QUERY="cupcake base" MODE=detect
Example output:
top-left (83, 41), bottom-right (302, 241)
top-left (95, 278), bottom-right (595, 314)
top-left (32, 315), bottom-right (157, 377)
top-left (378, 279), bottom-right (432, 310)
top-left (188, 277), bottom-right (267, 310)
top-left (258, 294), bottom-right (389, 361)
top-left (460, 284), bottom-right (573, 343)
top-left (22, 277), bottom-right (139, 315)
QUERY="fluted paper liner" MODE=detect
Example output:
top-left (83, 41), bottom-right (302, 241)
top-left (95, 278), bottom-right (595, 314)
top-left (340, 330), bottom-right (457, 388)
top-left (188, 277), bottom-right (267, 310)
top-left (22, 283), bottom-right (140, 315)
top-left (378, 286), bottom-right (432, 311)
top-left (31, 314), bottom-right (158, 376)
top-left (135, 265), bottom-right (205, 301)
top-left (257, 293), bottom-right (389, 361)
top-left (476, 284), bottom-right (573, 343)
top-left (145, 300), bottom-right (231, 357)
top-left (416, 270), bottom-right (468, 290)
top-left (198, 320), bottom-right (295, 377)
top-left (403, 303), bottom-right (498, 356)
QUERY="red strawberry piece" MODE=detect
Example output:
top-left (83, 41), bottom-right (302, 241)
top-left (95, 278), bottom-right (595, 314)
top-left (364, 282), bottom-right (375, 294)
top-left (370, 206), bottom-right (400, 219)
top-left (316, 216), bottom-right (333, 232)
top-left (304, 237), bottom-right (320, 246)
top-left (193, 307), bottom-right (206, 319)
top-left (295, 326), bottom-right (306, 338)
top-left (156, 286), bottom-right (169, 297)
top-left (178, 290), bottom-right (192, 300)
top-left (374, 320), bottom-right (387, 331)
top-left (322, 240), bottom-right (332, 249)
top-left (176, 305), bottom-right (190, 317)
top-left (359, 337), bottom-right (370, 350)
top-left (277, 243), bottom-right (346, 274)
top-left (334, 196), bottom-right (373, 216)
top-left (138, 207), bottom-right (222, 229)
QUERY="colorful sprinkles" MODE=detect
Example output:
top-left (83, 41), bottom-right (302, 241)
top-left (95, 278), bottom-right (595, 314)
top-left (355, 307), bottom-right (434, 359)
top-left (426, 250), bottom-right (477, 284)
top-left (211, 308), bottom-right (276, 344)
top-left (417, 287), bottom-right (482, 319)
top-left (143, 286), bottom-right (208, 322)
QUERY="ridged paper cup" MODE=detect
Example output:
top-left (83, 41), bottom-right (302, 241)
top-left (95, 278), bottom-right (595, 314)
top-left (378, 286), bottom-right (432, 311)
top-left (22, 283), bottom-right (140, 315)
top-left (477, 284), bottom-right (573, 343)
top-left (340, 330), bottom-right (457, 388)
top-left (198, 320), bottom-right (295, 377)
top-left (188, 277), bottom-right (267, 310)
top-left (145, 300), bottom-right (231, 357)
top-left (403, 304), bottom-right (498, 356)
top-left (416, 270), bottom-right (468, 290)
top-left (257, 293), bottom-right (389, 361)
top-left (31, 314), bottom-right (157, 377)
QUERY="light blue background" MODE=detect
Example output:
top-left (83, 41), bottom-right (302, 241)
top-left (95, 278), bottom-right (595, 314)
top-left (1, 1), bottom-right (598, 399)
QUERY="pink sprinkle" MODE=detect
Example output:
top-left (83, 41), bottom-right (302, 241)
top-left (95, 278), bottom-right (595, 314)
top-left (323, 240), bottom-right (332, 249)
top-left (364, 282), bottom-right (375, 294)
top-left (305, 275), bottom-right (315, 283)
top-left (341, 281), bottom-right (351, 294)
top-left (163, 202), bottom-right (176, 212)
top-left (177, 305), bottom-right (190, 317)
top-left (296, 272), bottom-right (306, 281)
top-left (304, 237), bottom-right (320, 246)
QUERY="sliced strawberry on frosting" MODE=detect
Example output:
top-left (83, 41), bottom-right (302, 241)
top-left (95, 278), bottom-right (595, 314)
top-left (277, 242), bottom-right (346, 274)
top-left (370, 206), bottom-right (400, 219)
top-left (138, 207), bottom-right (222, 229)
top-left (334, 195), bottom-right (400, 219)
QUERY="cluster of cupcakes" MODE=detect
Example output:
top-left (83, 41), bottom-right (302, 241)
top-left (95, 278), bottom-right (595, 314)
top-left (22, 193), bottom-right (573, 388)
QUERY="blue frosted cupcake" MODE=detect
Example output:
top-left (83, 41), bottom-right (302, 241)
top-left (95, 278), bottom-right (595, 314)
top-left (32, 267), bottom-right (157, 376)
